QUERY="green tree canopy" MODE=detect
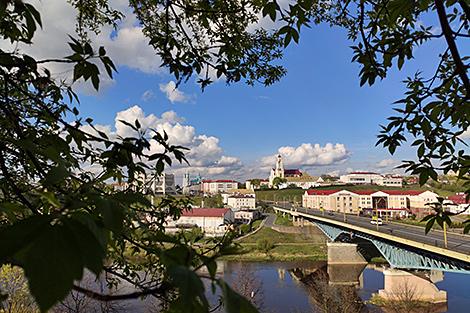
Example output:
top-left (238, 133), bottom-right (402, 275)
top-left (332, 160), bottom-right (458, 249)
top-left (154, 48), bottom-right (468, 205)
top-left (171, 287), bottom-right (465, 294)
top-left (0, 0), bottom-right (469, 312)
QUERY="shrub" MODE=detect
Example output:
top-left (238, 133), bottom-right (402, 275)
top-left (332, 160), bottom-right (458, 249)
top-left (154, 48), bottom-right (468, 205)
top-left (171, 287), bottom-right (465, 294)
top-left (257, 239), bottom-right (274, 253)
top-left (240, 224), bottom-right (251, 235)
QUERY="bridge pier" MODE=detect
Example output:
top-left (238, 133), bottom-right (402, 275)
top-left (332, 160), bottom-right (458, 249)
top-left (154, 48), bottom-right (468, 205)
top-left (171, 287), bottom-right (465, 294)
top-left (327, 242), bottom-right (367, 286)
top-left (327, 242), bottom-right (367, 264)
top-left (377, 269), bottom-right (447, 303)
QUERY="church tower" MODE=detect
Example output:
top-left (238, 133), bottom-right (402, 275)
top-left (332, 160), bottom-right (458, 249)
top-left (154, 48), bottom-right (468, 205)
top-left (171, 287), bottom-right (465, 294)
top-left (269, 154), bottom-right (285, 187)
top-left (275, 154), bottom-right (284, 178)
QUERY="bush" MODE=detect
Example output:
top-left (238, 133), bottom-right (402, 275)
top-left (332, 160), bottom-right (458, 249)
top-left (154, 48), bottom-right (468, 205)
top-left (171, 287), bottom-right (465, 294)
top-left (257, 239), bottom-right (274, 253)
top-left (240, 224), bottom-right (251, 235)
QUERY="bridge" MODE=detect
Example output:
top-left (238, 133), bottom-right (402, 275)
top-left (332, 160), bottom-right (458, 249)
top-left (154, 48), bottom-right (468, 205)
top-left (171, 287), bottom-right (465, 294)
top-left (272, 204), bottom-right (470, 274)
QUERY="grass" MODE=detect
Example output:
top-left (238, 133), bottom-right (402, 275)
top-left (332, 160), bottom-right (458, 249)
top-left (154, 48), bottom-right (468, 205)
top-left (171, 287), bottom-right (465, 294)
top-left (251, 219), bottom-right (263, 230)
top-left (237, 227), bottom-right (325, 244)
top-left (274, 214), bottom-right (293, 226)
top-left (223, 225), bottom-right (328, 261)
top-left (220, 242), bottom-right (327, 262)
top-left (255, 189), bottom-right (305, 202)
top-left (370, 256), bottom-right (388, 264)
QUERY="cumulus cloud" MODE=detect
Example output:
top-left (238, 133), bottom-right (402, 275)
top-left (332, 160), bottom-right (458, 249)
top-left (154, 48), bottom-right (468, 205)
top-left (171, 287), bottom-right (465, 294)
top-left (159, 81), bottom-right (191, 103)
top-left (260, 143), bottom-right (350, 170)
top-left (141, 90), bottom-right (155, 102)
top-left (0, 0), bottom-right (164, 91)
top-left (88, 105), bottom-right (241, 178)
top-left (375, 159), bottom-right (398, 169)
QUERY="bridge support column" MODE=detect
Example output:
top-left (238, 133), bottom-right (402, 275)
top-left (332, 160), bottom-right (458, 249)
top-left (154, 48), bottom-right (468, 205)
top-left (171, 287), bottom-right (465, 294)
top-left (327, 242), bottom-right (367, 264)
top-left (377, 269), bottom-right (447, 303)
top-left (327, 242), bottom-right (367, 286)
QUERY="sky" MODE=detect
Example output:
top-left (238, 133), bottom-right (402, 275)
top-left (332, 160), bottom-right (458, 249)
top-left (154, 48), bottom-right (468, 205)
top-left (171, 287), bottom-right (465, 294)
top-left (5, 1), bottom-right (469, 183)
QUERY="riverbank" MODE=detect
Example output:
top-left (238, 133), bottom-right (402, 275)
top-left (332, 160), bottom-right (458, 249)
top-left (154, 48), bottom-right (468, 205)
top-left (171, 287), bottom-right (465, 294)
top-left (222, 226), bottom-right (327, 261)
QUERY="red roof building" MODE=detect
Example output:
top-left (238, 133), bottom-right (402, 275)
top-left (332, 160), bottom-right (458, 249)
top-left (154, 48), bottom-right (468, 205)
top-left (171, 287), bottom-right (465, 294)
top-left (284, 169), bottom-right (302, 177)
top-left (448, 193), bottom-right (469, 205)
top-left (306, 189), bottom-right (339, 196)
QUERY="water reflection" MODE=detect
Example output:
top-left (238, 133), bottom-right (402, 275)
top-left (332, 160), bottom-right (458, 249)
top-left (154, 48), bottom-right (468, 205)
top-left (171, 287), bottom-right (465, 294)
top-left (221, 261), bottom-right (469, 313)
top-left (51, 261), bottom-right (470, 313)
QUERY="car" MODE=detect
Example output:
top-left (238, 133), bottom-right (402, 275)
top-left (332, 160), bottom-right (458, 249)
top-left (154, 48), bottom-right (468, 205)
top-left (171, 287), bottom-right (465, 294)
top-left (370, 218), bottom-right (383, 226)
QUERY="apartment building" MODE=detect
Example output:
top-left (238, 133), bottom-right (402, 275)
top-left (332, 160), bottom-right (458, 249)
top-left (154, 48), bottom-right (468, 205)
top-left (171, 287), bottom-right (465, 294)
top-left (303, 189), bottom-right (438, 217)
top-left (227, 194), bottom-right (256, 210)
top-left (201, 179), bottom-right (238, 194)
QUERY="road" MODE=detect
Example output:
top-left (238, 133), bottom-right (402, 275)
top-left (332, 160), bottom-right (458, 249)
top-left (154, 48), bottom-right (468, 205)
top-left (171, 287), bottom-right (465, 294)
top-left (274, 203), bottom-right (470, 255)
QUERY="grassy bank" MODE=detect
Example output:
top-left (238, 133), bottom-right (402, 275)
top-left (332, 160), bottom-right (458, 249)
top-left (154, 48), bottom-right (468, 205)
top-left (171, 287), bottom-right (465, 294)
top-left (222, 226), bottom-right (327, 261)
top-left (274, 214), bottom-right (293, 226)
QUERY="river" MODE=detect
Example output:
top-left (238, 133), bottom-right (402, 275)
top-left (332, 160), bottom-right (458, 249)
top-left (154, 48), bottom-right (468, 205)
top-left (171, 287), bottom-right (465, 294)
top-left (63, 261), bottom-right (470, 312)
top-left (217, 261), bottom-right (470, 313)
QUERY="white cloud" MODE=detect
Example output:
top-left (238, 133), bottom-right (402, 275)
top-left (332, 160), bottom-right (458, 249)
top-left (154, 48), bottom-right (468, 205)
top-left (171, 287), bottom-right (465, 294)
top-left (141, 90), bottom-right (155, 102)
top-left (260, 143), bottom-right (350, 170)
top-left (87, 105), bottom-right (241, 178)
top-left (159, 81), bottom-right (191, 103)
top-left (375, 158), bottom-right (398, 169)
top-left (460, 128), bottom-right (470, 140)
top-left (0, 0), bottom-right (164, 92)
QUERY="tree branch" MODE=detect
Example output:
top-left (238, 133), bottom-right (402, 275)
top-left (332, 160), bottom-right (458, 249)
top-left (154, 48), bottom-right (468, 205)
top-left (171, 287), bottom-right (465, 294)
top-left (435, 0), bottom-right (470, 98)
top-left (72, 282), bottom-right (171, 301)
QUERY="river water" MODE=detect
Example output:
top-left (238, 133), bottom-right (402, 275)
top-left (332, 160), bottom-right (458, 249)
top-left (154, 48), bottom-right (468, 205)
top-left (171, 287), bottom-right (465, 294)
top-left (72, 261), bottom-right (470, 312)
top-left (217, 261), bottom-right (470, 313)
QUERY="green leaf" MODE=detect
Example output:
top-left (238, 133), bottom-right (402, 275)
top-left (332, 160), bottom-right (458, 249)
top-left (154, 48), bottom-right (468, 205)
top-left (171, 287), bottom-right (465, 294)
top-left (16, 219), bottom-right (106, 312)
top-left (168, 265), bottom-right (207, 311)
top-left (218, 279), bottom-right (258, 313)
top-left (43, 164), bottom-right (69, 186)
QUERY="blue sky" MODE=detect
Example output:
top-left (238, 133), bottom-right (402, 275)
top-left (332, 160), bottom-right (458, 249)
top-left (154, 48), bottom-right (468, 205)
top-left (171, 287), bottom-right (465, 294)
top-left (20, 0), bottom-right (464, 181)
top-left (75, 21), bottom-right (453, 180)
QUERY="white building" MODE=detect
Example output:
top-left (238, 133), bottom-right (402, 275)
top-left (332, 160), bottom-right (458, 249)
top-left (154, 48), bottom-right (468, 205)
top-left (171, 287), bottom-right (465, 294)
top-left (339, 172), bottom-right (384, 184)
top-left (227, 194), bottom-right (256, 210)
top-left (246, 179), bottom-right (269, 190)
top-left (339, 172), bottom-right (403, 187)
top-left (234, 210), bottom-right (261, 224)
top-left (202, 180), bottom-right (238, 194)
top-left (166, 208), bottom-right (234, 236)
top-left (302, 189), bottom-right (438, 218)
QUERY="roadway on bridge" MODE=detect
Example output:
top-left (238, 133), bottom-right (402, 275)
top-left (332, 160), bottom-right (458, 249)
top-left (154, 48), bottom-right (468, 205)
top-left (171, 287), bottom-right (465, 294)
top-left (278, 204), bottom-right (470, 255)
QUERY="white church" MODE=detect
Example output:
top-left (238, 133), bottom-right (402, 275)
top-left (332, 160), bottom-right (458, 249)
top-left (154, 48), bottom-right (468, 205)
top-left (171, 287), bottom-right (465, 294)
top-left (268, 154), bottom-right (324, 189)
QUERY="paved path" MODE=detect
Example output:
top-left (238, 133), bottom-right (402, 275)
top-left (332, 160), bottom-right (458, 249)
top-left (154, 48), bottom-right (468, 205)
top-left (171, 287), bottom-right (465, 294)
top-left (263, 213), bottom-right (276, 228)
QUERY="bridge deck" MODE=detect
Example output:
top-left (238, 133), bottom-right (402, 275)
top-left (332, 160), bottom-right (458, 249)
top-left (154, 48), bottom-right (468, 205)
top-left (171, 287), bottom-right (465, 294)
top-left (273, 205), bottom-right (470, 264)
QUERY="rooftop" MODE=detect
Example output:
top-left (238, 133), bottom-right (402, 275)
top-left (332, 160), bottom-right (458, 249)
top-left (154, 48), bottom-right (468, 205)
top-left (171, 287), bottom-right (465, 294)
top-left (181, 208), bottom-right (231, 217)
top-left (202, 179), bottom-right (237, 183)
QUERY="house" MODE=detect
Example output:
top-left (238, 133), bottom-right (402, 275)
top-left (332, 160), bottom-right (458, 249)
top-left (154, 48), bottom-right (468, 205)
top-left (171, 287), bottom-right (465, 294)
top-left (234, 210), bottom-right (262, 224)
top-left (166, 208), bottom-right (234, 236)
top-left (201, 179), bottom-right (238, 194)
top-left (447, 193), bottom-right (470, 214)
